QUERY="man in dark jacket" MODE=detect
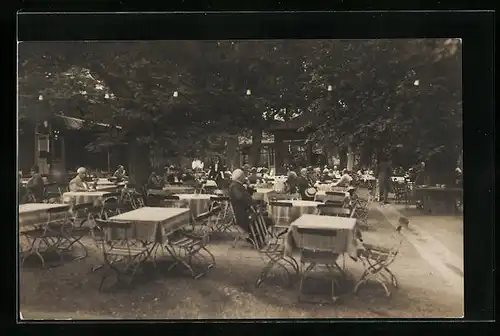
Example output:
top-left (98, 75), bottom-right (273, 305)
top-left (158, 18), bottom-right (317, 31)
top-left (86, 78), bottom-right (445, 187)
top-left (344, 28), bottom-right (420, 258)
top-left (228, 169), bottom-right (256, 240)
top-left (377, 158), bottom-right (392, 203)
top-left (26, 166), bottom-right (45, 202)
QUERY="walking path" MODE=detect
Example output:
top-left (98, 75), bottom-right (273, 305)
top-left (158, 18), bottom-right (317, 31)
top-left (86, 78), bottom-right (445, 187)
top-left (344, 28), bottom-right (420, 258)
top-left (375, 203), bottom-right (464, 297)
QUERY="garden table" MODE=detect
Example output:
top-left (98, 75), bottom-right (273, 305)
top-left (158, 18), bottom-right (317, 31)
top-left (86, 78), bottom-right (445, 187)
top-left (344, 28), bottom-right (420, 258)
top-left (19, 203), bottom-right (70, 230)
top-left (314, 190), bottom-right (349, 203)
top-left (107, 207), bottom-right (191, 244)
top-left (415, 187), bottom-right (463, 215)
top-left (252, 188), bottom-right (277, 203)
top-left (284, 214), bottom-right (359, 260)
top-left (62, 191), bottom-right (112, 206)
top-left (173, 194), bottom-right (212, 217)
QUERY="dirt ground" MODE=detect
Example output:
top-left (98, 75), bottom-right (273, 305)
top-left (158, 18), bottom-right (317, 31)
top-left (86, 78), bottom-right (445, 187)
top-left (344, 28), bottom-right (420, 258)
top-left (19, 206), bottom-right (464, 320)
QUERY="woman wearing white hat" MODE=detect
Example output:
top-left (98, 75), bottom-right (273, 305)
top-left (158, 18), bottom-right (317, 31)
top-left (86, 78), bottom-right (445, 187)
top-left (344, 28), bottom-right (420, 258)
top-left (228, 169), bottom-right (259, 244)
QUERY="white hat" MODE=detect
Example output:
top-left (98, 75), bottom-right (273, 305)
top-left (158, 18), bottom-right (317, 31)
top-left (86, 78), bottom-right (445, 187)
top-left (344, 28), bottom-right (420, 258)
top-left (231, 169), bottom-right (245, 182)
top-left (76, 167), bottom-right (87, 174)
top-left (305, 187), bottom-right (317, 198)
top-left (323, 168), bottom-right (329, 173)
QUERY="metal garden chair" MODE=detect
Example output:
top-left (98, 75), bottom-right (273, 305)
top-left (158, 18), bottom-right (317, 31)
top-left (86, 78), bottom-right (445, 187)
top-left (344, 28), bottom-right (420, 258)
top-left (296, 226), bottom-right (346, 303)
top-left (93, 219), bottom-right (153, 291)
top-left (354, 217), bottom-right (408, 297)
top-left (166, 206), bottom-right (222, 279)
top-left (248, 208), bottom-right (299, 288)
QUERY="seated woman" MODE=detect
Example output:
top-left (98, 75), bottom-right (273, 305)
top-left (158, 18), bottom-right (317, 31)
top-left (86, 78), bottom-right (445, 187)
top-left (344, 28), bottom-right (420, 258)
top-left (25, 166), bottom-right (46, 202)
top-left (147, 171), bottom-right (163, 190)
top-left (113, 165), bottom-right (126, 182)
top-left (228, 169), bottom-right (262, 247)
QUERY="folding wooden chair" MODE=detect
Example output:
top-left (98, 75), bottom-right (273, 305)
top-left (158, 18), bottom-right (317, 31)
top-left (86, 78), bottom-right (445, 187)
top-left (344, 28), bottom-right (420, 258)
top-left (317, 204), bottom-right (351, 217)
top-left (100, 197), bottom-right (123, 220)
top-left (44, 182), bottom-right (68, 204)
top-left (93, 219), bottom-right (152, 291)
top-left (163, 195), bottom-right (190, 209)
top-left (249, 209), bottom-right (299, 288)
top-left (296, 227), bottom-right (345, 303)
top-left (121, 186), bottom-right (145, 209)
top-left (268, 201), bottom-right (295, 238)
top-left (354, 218), bottom-right (407, 297)
top-left (209, 196), bottom-right (236, 232)
top-left (145, 194), bottom-right (167, 207)
top-left (166, 207), bottom-right (221, 279)
top-left (20, 207), bottom-right (71, 268)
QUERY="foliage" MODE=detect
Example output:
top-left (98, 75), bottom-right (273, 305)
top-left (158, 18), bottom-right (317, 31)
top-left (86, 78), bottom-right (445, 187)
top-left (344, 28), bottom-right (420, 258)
top-left (18, 39), bottom-right (462, 178)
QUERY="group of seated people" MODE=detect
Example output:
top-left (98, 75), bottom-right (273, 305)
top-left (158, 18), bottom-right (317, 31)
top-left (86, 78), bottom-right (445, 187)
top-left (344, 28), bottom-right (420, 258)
top-left (226, 164), bottom-right (355, 247)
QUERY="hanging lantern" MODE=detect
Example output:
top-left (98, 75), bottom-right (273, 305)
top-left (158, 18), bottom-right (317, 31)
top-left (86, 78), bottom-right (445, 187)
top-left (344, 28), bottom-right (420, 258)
top-left (246, 89), bottom-right (251, 96)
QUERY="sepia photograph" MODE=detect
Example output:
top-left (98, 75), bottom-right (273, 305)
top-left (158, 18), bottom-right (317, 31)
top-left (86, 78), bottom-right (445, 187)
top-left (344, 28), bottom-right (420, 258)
top-left (18, 38), bottom-right (464, 319)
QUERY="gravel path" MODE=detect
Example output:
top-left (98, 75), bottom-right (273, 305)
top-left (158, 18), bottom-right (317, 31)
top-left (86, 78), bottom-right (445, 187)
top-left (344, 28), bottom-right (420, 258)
top-left (20, 208), bottom-right (463, 319)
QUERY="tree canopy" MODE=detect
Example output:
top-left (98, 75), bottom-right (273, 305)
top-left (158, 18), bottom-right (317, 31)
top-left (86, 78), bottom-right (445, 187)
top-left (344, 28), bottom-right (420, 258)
top-left (18, 38), bottom-right (462, 182)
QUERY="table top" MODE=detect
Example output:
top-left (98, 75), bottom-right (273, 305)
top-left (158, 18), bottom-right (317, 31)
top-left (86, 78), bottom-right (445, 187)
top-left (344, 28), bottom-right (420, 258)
top-left (291, 214), bottom-right (356, 230)
top-left (64, 191), bottom-right (112, 196)
top-left (287, 200), bottom-right (320, 207)
top-left (415, 187), bottom-right (463, 192)
top-left (175, 193), bottom-right (212, 200)
top-left (316, 190), bottom-right (348, 196)
top-left (19, 203), bottom-right (70, 214)
top-left (108, 207), bottom-right (190, 223)
top-left (255, 188), bottom-right (275, 194)
top-left (163, 185), bottom-right (196, 190)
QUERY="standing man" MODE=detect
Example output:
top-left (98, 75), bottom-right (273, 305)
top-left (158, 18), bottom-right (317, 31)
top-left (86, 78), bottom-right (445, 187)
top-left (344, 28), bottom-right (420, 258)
top-left (377, 156), bottom-right (392, 204)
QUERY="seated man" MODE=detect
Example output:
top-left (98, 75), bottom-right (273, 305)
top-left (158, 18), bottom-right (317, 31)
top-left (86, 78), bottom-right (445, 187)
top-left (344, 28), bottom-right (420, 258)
top-left (228, 169), bottom-right (260, 245)
top-left (113, 165), bottom-right (127, 182)
top-left (69, 167), bottom-right (90, 192)
top-left (147, 171), bottom-right (163, 190)
top-left (334, 169), bottom-right (353, 188)
top-left (25, 166), bottom-right (45, 202)
top-left (247, 167), bottom-right (259, 185)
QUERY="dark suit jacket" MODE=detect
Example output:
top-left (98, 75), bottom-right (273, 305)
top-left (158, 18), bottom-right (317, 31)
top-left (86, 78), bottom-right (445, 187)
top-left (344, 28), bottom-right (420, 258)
top-left (228, 181), bottom-right (254, 230)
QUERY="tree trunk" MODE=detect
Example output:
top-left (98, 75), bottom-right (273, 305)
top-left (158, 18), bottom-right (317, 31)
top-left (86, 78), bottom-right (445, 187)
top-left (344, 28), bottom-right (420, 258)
top-left (249, 128), bottom-right (262, 167)
top-left (347, 144), bottom-right (355, 171)
top-left (339, 147), bottom-right (348, 169)
top-left (128, 141), bottom-right (151, 192)
top-left (226, 134), bottom-right (238, 171)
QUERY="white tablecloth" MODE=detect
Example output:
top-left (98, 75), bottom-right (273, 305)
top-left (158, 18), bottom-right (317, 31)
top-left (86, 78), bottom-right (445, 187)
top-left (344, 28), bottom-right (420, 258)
top-left (174, 194), bottom-right (212, 216)
top-left (63, 191), bottom-right (112, 205)
top-left (19, 203), bottom-right (70, 229)
top-left (107, 207), bottom-right (191, 243)
top-left (284, 214), bottom-right (359, 257)
top-left (314, 190), bottom-right (349, 203)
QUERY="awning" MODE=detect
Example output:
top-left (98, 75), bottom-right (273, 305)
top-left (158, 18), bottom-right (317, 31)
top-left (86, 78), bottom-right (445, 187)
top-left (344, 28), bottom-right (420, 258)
top-left (53, 114), bottom-right (122, 130)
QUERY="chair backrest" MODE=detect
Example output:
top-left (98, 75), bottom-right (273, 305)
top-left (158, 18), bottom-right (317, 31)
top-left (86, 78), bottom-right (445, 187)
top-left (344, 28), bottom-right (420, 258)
top-left (325, 191), bottom-right (346, 197)
top-left (72, 202), bottom-right (95, 212)
top-left (164, 195), bottom-right (180, 200)
top-left (324, 200), bottom-right (344, 207)
top-left (268, 202), bottom-right (294, 228)
top-left (317, 204), bottom-right (351, 217)
top-left (46, 206), bottom-right (69, 223)
top-left (210, 196), bottom-right (230, 202)
top-left (248, 208), bottom-right (271, 249)
top-left (296, 226), bottom-right (340, 252)
top-left (94, 218), bottom-right (134, 253)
